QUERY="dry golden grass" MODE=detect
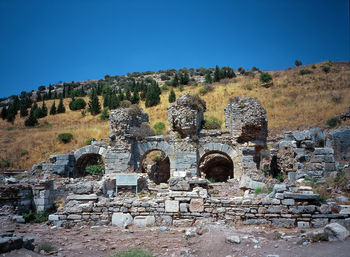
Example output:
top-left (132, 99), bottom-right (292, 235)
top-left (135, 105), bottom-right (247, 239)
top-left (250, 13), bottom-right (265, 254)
top-left (1, 62), bottom-right (349, 169)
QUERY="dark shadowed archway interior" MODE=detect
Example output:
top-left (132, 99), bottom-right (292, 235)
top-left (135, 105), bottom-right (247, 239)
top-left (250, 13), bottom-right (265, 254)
top-left (75, 153), bottom-right (103, 177)
top-left (141, 150), bottom-right (170, 185)
top-left (199, 152), bottom-right (234, 182)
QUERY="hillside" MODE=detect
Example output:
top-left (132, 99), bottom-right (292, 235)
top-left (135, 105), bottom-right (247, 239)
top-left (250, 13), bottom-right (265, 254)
top-left (0, 61), bottom-right (349, 170)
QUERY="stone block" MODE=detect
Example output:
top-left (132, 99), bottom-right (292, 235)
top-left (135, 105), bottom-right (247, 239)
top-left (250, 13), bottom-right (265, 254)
top-left (297, 221), bottom-right (310, 228)
top-left (67, 214), bottom-right (82, 220)
top-left (111, 213), bottom-right (133, 227)
top-left (133, 216), bottom-right (155, 227)
top-left (281, 199), bottom-right (295, 206)
top-left (180, 203), bottom-right (188, 212)
top-left (165, 200), bottom-right (179, 212)
top-left (48, 215), bottom-right (59, 221)
top-left (189, 198), bottom-right (204, 213)
top-left (283, 192), bottom-right (319, 200)
top-left (324, 223), bottom-right (350, 241)
top-left (273, 184), bottom-right (287, 193)
top-left (173, 219), bottom-right (194, 227)
top-left (311, 218), bottom-right (328, 228)
top-left (272, 218), bottom-right (295, 228)
top-left (67, 194), bottom-right (98, 201)
top-left (313, 148), bottom-right (334, 155)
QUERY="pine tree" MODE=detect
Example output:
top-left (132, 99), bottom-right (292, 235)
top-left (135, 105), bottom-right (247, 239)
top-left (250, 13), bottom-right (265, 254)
top-left (20, 103), bottom-right (28, 117)
top-left (214, 65), bottom-right (221, 82)
top-left (6, 104), bottom-right (17, 123)
top-left (109, 94), bottom-right (120, 110)
top-left (41, 101), bottom-right (48, 117)
top-left (37, 92), bottom-right (42, 102)
top-left (125, 89), bottom-right (131, 101)
top-left (88, 88), bottom-right (101, 115)
top-left (145, 81), bottom-right (161, 107)
top-left (50, 102), bottom-right (57, 115)
top-left (1, 106), bottom-right (7, 120)
top-left (168, 89), bottom-right (176, 103)
top-left (57, 97), bottom-right (66, 113)
top-left (172, 73), bottom-right (179, 87)
top-left (25, 106), bottom-right (38, 127)
top-left (131, 89), bottom-right (140, 104)
top-left (205, 73), bottom-right (213, 84)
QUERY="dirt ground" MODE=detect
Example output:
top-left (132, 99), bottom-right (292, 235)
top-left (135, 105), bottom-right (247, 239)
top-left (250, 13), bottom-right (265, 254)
top-left (1, 212), bottom-right (350, 257)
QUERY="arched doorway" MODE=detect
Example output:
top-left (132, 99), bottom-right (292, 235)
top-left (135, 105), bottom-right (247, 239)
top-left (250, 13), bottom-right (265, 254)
top-left (75, 153), bottom-right (104, 177)
top-left (140, 150), bottom-right (170, 184)
top-left (198, 151), bottom-right (234, 182)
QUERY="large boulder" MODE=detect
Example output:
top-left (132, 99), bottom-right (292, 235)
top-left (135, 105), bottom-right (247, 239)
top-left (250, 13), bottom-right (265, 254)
top-left (109, 105), bottom-right (149, 140)
top-left (224, 97), bottom-right (268, 144)
top-left (324, 223), bottom-right (350, 241)
top-left (167, 94), bottom-right (206, 137)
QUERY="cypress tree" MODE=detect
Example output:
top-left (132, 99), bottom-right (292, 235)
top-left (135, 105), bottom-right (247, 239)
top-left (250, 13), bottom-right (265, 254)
top-left (205, 73), bottom-right (213, 83)
top-left (88, 88), bottom-right (101, 115)
top-left (125, 89), bottom-right (131, 101)
top-left (214, 65), bottom-right (221, 82)
top-left (6, 104), bottom-right (16, 123)
top-left (168, 89), bottom-right (176, 103)
top-left (172, 73), bottom-right (179, 87)
top-left (57, 97), bottom-right (66, 113)
top-left (20, 103), bottom-right (28, 117)
top-left (145, 81), bottom-right (161, 107)
top-left (37, 92), bottom-right (42, 102)
top-left (41, 101), bottom-right (48, 117)
top-left (50, 102), bottom-right (57, 115)
top-left (1, 106), bottom-right (7, 120)
top-left (109, 94), bottom-right (120, 109)
top-left (25, 106), bottom-right (38, 127)
top-left (131, 89), bottom-right (140, 104)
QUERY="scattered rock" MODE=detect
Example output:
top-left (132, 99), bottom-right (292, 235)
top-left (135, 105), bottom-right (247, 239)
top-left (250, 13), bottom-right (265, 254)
top-left (324, 223), bottom-right (350, 241)
top-left (225, 235), bottom-right (240, 244)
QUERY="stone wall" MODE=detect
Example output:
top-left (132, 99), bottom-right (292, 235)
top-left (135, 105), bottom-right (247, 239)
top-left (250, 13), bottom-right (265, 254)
top-left (49, 191), bottom-right (350, 229)
top-left (224, 97), bottom-right (268, 145)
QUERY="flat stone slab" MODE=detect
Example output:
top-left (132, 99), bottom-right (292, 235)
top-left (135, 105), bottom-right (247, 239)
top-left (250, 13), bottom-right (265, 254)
top-left (283, 192), bottom-right (320, 200)
top-left (165, 200), bottom-right (179, 212)
top-left (67, 194), bottom-right (98, 201)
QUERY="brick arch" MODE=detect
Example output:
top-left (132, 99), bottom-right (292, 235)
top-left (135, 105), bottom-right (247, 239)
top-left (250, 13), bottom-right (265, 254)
top-left (198, 143), bottom-right (239, 178)
top-left (73, 145), bottom-right (108, 177)
top-left (74, 145), bottom-right (107, 162)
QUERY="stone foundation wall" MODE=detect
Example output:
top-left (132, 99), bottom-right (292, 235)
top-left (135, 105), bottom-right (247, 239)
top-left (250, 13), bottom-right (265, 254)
top-left (49, 194), bottom-right (350, 229)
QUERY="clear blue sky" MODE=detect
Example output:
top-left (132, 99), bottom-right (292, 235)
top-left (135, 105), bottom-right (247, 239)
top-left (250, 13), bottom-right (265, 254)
top-left (0, 0), bottom-right (349, 98)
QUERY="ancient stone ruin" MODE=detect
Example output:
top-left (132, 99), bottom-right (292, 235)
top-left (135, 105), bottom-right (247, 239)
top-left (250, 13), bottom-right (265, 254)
top-left (1, 94), bottom-right (350, 239)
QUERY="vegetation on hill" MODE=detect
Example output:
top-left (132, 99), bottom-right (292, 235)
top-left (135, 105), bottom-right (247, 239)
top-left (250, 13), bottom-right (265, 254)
top-left (0, 61), bottom-right (349, 170)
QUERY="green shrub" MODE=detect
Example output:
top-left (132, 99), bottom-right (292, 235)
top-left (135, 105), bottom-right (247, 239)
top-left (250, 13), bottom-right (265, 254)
top-left (111, 248), bottom-right (154, 257)
top-left (260, 72), bottom-right (272, 83)
top-left (161, 84), bottom-right (169, 91)
top-left (0, 158), bottom-right (13, 168)
top-left (203, 116), bottom-right (222, 129)
top-left (85, 165), bottom-right (104, 176)
top-left (153, 122), bottom-right (166, 135)
top-left (69, 98), bottom-right (87, 110)
top-left (38, 242), bottom-right (55, 253)
top-left (208, 178), bottom-right (216, 183)
top-left (243, 84), bottom-right (254, 90)
top-left (299, 69), bottom-right (313, 75)
top-left (277, 173), bottom-right (284, 182)
top-left (199, 87), bottom-right (208, 95)
top-left (100, 108), bottom-right (109, 120)
top-left (20, 149), bottom-right (29, 156)
top-left (321, 65), bottom-right (330, 73)
top-left (327, 117), bottom-right (341, 128)
top-left (85, 138), bottom-right (96, 145)
top-left (58, 133), bottom-right (73, 143)
top-left (22, 210), bottom-right (49, 223)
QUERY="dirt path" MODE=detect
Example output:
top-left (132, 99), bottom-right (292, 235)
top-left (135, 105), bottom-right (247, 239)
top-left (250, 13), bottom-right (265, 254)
top-left (1, 218), bottom-right (350, 257)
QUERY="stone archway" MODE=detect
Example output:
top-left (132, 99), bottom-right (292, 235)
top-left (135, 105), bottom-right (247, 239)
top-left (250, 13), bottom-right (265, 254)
top-left (140, 150), bottom-right (170, 184)
top-left (75, 153), bottom-right (104, 177)
top-left (198, 151), bottom-right (234, 182)
top-left (198, 143), bottom-right (238, 180)
top-left (73, 145), bottom-right (107, 177)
